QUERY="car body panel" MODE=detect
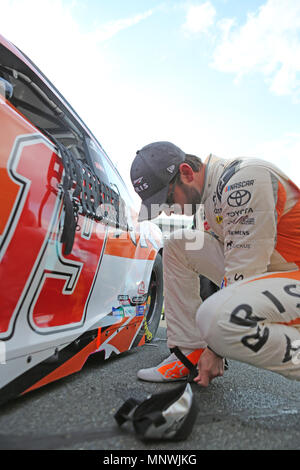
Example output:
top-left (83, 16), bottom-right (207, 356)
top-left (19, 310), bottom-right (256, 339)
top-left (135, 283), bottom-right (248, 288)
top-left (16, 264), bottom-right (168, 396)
top-left (0, 36), bottom-right (163, 405)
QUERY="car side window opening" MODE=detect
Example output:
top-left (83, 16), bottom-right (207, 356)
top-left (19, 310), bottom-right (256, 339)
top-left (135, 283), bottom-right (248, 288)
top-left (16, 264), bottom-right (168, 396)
top-left (86, 138), bottom-right (135, 234)
top-left (0, 62), bottom-right (129, 254)
top-left (86, 138), bottom-right (134, 207)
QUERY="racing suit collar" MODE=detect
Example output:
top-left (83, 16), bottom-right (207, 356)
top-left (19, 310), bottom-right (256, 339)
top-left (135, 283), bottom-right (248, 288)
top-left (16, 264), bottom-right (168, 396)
top-left (200, 154), bottom-right (227, 204)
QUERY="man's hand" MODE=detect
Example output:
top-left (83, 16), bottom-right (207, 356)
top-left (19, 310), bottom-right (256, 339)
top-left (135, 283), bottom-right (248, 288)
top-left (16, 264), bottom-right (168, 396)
top-left (194, 347), bottom-right (224, 387)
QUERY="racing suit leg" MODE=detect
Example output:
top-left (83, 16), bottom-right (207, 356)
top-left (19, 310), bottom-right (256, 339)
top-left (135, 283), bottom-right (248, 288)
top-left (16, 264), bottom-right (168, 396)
top-left (196, 270), bottom-right (300, 380)
top-left (163, 228), bottom-right (224, 351)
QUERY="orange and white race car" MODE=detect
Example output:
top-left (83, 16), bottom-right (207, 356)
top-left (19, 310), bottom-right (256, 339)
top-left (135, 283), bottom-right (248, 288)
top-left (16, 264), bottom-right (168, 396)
top-left (0, 35), bottom-right (163, 405)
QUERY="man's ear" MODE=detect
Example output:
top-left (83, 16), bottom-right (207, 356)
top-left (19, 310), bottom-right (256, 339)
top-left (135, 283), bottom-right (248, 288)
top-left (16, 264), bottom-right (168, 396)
top-left (179, 163), bottom-right (194, 183)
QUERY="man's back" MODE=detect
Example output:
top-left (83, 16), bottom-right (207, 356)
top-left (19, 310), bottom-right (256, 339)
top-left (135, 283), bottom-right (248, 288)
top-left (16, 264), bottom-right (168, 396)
top-left (202, 155), bottom-right (300, 284)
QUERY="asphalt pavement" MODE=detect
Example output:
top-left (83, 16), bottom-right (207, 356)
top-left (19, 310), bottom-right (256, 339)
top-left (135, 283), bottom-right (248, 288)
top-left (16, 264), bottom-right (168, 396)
top-left (1, 321), bottom-right (300, 452)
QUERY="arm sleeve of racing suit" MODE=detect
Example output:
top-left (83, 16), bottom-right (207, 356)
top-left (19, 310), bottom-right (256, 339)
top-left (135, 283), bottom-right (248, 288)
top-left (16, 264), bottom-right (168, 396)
top-left (220, 166), bottom-right (279, 285)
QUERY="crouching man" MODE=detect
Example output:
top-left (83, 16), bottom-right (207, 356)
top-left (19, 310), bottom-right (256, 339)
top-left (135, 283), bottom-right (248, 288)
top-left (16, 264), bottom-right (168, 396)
top-left (130, 141), bottom-right (300, 386)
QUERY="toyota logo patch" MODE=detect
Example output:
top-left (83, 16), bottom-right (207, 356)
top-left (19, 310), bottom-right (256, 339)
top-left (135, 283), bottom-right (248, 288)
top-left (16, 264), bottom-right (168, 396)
top-left (227, 190), bottom-right (251, 207)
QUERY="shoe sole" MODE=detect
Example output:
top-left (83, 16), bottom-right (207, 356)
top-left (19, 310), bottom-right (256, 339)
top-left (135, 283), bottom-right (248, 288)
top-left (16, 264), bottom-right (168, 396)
top-left (137, 375), bottom-right (188, 383)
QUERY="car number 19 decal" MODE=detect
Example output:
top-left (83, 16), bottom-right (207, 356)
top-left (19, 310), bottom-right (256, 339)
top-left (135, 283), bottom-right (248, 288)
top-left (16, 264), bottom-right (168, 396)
top-left (0, 134), bottom-right (106, 340)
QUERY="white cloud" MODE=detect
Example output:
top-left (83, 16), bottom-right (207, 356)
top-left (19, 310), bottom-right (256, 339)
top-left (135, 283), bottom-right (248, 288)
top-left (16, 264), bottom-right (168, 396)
top-left (212, 0), bottom-right (300, 100)
top-left (0, 0), bottom-right (153, 80)
top-left (88, 10), bottom-right (154, 43)
top-left (182, 2), bottom-right (216, 34)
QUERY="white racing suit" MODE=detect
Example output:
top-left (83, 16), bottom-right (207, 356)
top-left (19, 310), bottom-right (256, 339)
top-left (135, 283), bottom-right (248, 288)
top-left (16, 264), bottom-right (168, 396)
top-left (164, 155), bottom-right (300, 380)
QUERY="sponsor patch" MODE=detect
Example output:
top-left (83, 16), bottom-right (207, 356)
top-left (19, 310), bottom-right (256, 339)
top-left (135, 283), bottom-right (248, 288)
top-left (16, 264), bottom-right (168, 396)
top-left (118, 295), bottom-right (131, 306)
top-left (226, 241), bottom-right (251, 250)
top-left (225, 180), bottom-right (254, 192)
top-left (112, 306), bottom-right (125, 317)
top-left (227, 208), bottom-right (253, 217)
top-left (228, 230), bottom-right (249, 236)
top-left (227, 215), bottom-right (255, 225)
top-left (136, 305), bottom-right (145, 316)
top-left (138, 281), bottom-right (146, 295)
top-left (227, 190), bottom-right (251, 207)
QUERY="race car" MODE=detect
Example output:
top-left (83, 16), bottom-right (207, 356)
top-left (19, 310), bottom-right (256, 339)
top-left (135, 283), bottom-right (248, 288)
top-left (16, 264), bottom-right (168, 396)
top-left (0, 35), bottom-right (163, 405)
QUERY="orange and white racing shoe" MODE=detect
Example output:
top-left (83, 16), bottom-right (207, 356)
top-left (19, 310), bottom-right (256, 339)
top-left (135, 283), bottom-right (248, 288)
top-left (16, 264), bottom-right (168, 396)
top-left (137, 349), bottom-right (204, 382)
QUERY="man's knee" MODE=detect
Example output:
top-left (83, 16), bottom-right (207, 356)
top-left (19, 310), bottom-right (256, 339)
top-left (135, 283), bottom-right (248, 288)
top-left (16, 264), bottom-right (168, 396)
top-left (195, 287), bottom-right (238, 350)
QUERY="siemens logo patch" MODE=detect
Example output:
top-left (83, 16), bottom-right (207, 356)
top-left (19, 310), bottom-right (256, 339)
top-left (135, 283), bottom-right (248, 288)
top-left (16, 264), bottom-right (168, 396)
top-left (228, 230), bottom-right (249, 236)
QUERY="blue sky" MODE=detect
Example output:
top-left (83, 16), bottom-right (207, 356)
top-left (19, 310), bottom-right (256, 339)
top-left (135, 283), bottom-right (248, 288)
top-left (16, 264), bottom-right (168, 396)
top-left (1, 0), bottom-right (300, 200)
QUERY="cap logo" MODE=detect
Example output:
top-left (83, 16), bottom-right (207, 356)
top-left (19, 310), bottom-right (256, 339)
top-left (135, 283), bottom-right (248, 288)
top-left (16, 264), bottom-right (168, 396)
top-left (133, 176), bottom-right (144, 185)
top-left (166, 165), bottom-right (175, 174)
top-left (134, 175), bottom-right (149, 193)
